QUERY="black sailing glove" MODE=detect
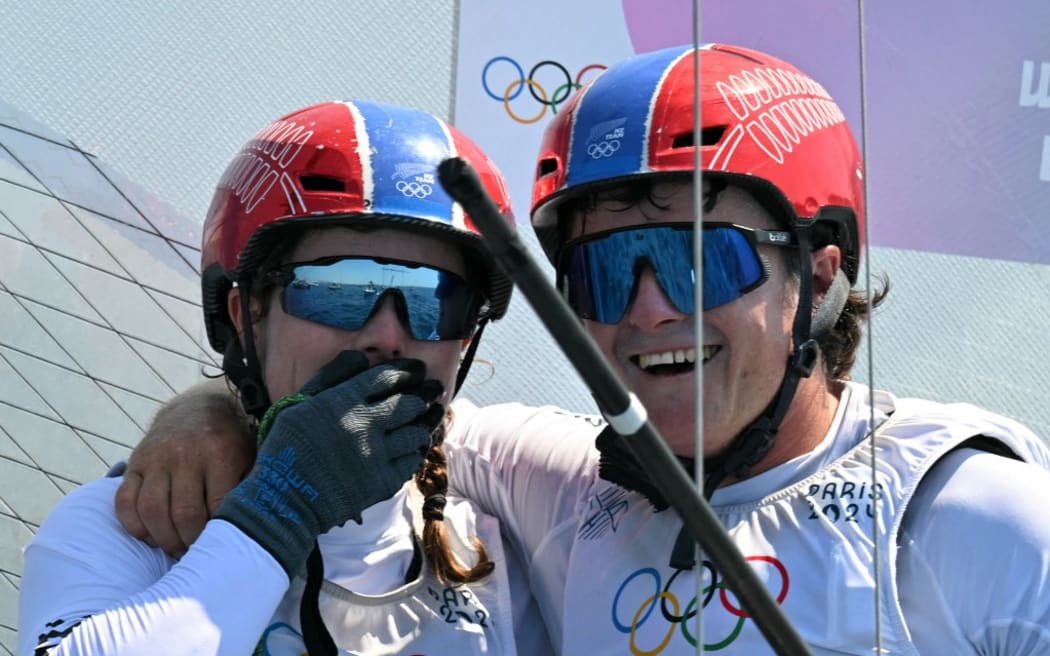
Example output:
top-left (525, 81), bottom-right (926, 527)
top-left (215, 351), bottom-right (444, 577)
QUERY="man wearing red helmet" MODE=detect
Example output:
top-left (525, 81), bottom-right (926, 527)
top-left (18, 101), bottom-right (539, 655)
top-left (111, 46), bottom-right (1050, 653)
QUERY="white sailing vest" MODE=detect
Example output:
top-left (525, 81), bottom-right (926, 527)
top-left (559, 391), bottom-right (1050, 655)
top-left (258, 494), bottom-right (517, 655)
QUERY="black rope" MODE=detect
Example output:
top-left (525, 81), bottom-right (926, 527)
top-left (300, 543), bottom-right (336, 656)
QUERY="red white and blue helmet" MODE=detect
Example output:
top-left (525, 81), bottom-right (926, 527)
top-left (531, 44), bottom-right (864, 282)
top-left (201, 100), bottom-right (515, 354)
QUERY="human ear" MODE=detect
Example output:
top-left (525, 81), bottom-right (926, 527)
top-left (810, 244), bottom-right (843, 303)
top-left (227, 287), bottom-right (263, 351)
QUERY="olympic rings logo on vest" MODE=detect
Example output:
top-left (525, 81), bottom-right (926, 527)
top-left (611, 557), bottom-right (790, 654)
top-left (480, 56), bottom-right (607, 124)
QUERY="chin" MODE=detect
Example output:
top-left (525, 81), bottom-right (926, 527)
top-left (651, 423), bottom-right (697, 459)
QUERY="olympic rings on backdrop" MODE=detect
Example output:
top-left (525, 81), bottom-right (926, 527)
top-left (481, 56), bottom-right (607, 124)
top-left (611, 556), bottom-right (790, 653)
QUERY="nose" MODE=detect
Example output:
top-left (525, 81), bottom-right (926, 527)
top-left (624, 267), bottom-right (688, 330)
top-left (355, 293), bottom-right (409, 360)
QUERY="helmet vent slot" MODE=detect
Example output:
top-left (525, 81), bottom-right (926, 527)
top-left (537, 157), bottom-right (558, 178)
top-left (300, 175), bottom-right (345, 192)
top-left (673, 126), bottom-right (727, 149)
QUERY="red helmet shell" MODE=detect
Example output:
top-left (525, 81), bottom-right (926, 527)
top-left (201, 100), bottom-right (514, 352)
top-left (531, 44), bottom-right (864, 280)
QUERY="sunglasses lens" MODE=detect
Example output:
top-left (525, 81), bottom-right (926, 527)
top-left (281, 259), bottom-right (484, 340)
top-left (559, 225), bottom-right (768, 324)
top-left (702, 227), bottom-right (765, 311)
top-left (560, 227), bottom-right (694, 324)
top-left (560, 241), bottom-right (630, 324)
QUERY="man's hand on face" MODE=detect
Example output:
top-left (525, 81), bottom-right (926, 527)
top-left (115, 378), bottom-right (255, 557)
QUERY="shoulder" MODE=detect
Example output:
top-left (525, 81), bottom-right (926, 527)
top-left (874, 393), bottom-right (1050, 472)
top-left (890, 395), bottom-right (1045, 450)
top-left (899, 447), bottom-right (1050, 647)
top-left (28, 476), bottom-right (170, 567)
top-left (910, 446), bottom-right (1050, 533)
top-left (33, 477), bottom-right (123, 541)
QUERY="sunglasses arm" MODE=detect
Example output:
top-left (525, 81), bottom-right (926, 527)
top-left (438, 157), bottom-right (812, 656)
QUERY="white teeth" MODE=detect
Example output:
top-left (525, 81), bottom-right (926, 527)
top-left (638, 348), bottom-right (697, 370)
top-left (703, 346), bottom-right (719, 362)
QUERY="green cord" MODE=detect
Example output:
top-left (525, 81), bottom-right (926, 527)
top-left (256, 393), bottom-right (308, 447)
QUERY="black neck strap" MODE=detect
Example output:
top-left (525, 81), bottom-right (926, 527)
top-left (223, 284), bottom-right (271, 421)
top-left (454, 316), bottom-right (490, 394)
top-left (681, 229), bottom-right (821, 570)
top-left (300, 544), bottom-right (336, 656)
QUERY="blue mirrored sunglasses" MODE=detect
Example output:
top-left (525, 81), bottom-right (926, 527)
top-left (557, 223), bottom-right (796, 325)
top-left (268, 256), bottom-right (487, 341)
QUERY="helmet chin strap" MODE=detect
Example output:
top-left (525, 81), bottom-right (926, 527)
top-left (221, 284), bottom-right (272, 422)
top-left (454, 316), bottom-right (491, 395)
top-left (670, 230), bottom-right (851, 570)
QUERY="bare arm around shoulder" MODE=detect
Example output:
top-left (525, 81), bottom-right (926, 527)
top-left (115, 378), bottom-right (255, 556)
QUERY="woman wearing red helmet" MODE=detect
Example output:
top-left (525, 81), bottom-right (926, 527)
top-left (18, 100), bottom-right (535, 655)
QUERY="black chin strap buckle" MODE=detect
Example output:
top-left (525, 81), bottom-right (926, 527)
top-left (790, 338), bottom-right (819, 378)
top-left (669, 525), bottom-right (698, 570)
top-left (669, 422), bottom-right (779, 571)
top-left (238, 377), bottom-right (270, 420)
top-left (723, 421), bottom-right (776, 482)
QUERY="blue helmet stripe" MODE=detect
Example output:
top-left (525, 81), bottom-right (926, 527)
top-left (356, 101), bottom-right (456, 224)
top-left (566, 46), bottom-right (687, 187)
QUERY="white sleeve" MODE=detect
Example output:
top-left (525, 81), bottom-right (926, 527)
top-left (898, 448), bottom-right (1050, 654)
top-left (445, 399), bottom-right (603, 565)
top-left (18, 477), bottom-right (289, 656)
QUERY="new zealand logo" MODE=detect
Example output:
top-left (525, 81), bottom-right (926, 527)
top-left (578, 487), bottom-right (629, 540)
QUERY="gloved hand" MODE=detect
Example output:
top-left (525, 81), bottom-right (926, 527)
top-left (215, 351), bottom-right (444, 577)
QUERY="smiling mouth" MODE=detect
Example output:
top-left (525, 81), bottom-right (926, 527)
top-left (632, 346), bottom-right (718, 375)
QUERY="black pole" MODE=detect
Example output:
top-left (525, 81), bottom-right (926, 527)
top-left (438, 157), bottom-right (812, 656)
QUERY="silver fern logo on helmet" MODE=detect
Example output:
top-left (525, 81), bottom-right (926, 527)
top-left (586, 117), bottom-right (626, 159)
top-left (393, 162), bottom-right (435, 198)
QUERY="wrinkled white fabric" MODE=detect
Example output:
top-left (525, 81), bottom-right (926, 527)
top-left (447, 384), bottom-right (1050, 654)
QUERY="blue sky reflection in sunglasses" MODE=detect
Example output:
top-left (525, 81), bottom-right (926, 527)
top-left (277, 256), bottom-right (485, 340)
top-left (558, 223), bottom-right (796, 325)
